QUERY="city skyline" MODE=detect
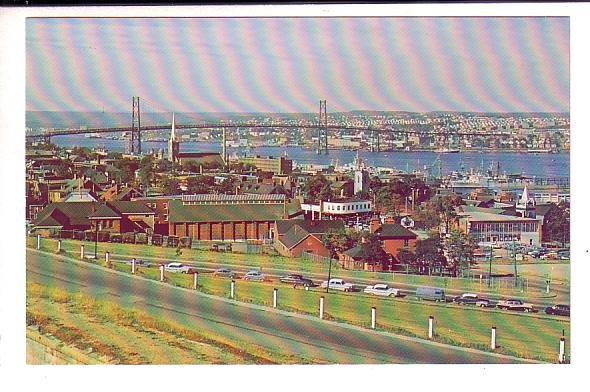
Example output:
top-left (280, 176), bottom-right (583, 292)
top-left (26, 17), bottom-right (569, 114)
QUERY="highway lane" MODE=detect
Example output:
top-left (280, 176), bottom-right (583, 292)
top-left (26, 248), bottom-right (540, 364)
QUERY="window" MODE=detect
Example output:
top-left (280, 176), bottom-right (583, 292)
top-left (404, 239), bottom-right (409, 247)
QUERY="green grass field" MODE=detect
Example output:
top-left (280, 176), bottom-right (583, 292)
top-left (27, 236), bottom-right (570, 362)
top-left (29, 236), bottom-right (569, 296)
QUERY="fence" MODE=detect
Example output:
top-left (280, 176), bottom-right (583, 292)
top-left (32, 230), bottom-right (272, 254)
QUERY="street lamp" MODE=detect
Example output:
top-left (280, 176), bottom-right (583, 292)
top-left (326, 255), bottom-right (333, 293)
top-left (94, 219), bottom-right (98, 259)
top-left (488, 245), bottom-right (493, 287)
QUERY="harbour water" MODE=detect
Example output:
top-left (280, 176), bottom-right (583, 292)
top-left (51, 134), bottom-right (569, 179)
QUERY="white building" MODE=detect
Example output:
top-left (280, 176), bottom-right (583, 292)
top-left (301, 199), bottom-right (372, 220)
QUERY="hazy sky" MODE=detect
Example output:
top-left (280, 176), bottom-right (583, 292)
top-left (26, 17), bottom-right (569, 113)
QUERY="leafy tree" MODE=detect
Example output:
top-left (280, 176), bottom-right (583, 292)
top-left (413, 202), bottom-right (442, 229)
top-left (304, 174), bottom-right (333, 203)
top-left (395, 248), bottom-right (416, 270)
top-left (52, 160), bottom-right (73, 177)
top-left (185, 175), bottom-right (215, 194)
top-left (322, 228), bottom-right (358, 259)
top-left (70, 146), bottom-right (92, 160)
top-left (138, 155), bottom-right (155, 187)
top-left (355, 233), bottom-right (391, 272)
top-left (436, 195), bottom-right (463, 234)
top-left (181, 161), bottom-right (199, 173)
top-left (415, 236), bottom-right (447, 275)
top-left (155, 159), bottom-right (174, 173)
top-left (113, 157), bottom-right (139, 184)
top-left (542, 202), bottom-right (570, 246)
top-left (215, 176), bottom-right (238, 194)
top-left (160, 176), bottom-right (179, 195)
top-left (444, 229), bottom-right (478, 277)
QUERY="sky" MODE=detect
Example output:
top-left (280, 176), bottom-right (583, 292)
top-left (26, 17), bottom-right (569, 114)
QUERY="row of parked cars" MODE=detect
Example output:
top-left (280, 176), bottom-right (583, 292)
top-left (452, 292), bottom-right (570, 316)
top-left (150, 261), bottom-right (570, 317)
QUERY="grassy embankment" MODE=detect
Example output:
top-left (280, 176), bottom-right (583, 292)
top-left (26, 280), bottom-right (320, 364)
top-left (29, 236), bottom-right (569, 296)
top-left (27, 237), bottom-right (570, 363)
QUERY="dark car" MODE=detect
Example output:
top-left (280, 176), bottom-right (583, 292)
top-left (545, 304), bottom-right (570, 317)
top-left (279, 273), bottom-right (314, 287)
top-left (213, 267), bottom-right (237, 278)
top-left (453, 293), bottom-right (493, 307)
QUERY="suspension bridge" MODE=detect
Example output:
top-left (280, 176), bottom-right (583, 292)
top-left (26, 97), bottom-right (519, 155)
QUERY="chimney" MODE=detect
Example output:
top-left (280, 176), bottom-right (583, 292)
top-left (369, 214), bottom-right (381, 233)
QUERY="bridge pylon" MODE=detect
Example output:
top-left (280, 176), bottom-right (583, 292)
top-left (317, 100), bottom-right (328, 155)
top-left (129, 96), bottom-right (141, 154)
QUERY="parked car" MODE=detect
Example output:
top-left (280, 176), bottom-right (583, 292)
top-left (497, 298), bottom-right (536, 312)
top-left (243, 270), bottom-right (265, 282)
top-left (320, 278), bottom-right (355, 292)
top-left (279, 273), bottom-right (314, 287)
top-left (164, 262), bottom-right (185, 272)
top-left (363, 284), bottom-right (401, 297)
top-left (557, 250), bottom-right (570, 260)
top-left (453, 293), bottom-right (494, 307)
top-left (416, 286), bottom-right (446, 302)
top-left (545, 304), bottom-right (570, 317)
top-left (213, 267), bottom-right (237, 278)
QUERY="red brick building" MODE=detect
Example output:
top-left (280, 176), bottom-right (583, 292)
top-left (273, 219), bottom-right (344, 258)
top-left (167, 194), bottom-right (301, 241)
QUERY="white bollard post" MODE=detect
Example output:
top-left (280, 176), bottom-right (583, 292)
top-left (131, 258), bottom-right (136, 274)
top-left (37, 234), bottom-right (41, 249)
top-left (273, 288), bottom-right (278, 308)
top-left (105, 251), bottom-right (110, 264)
top-left (428, 316), bottom-right (434, 339)
top-left (371, 306), bottom-right (376, 329)
top-left (559, 337), bottom-right (566, 363)
top-left (80, 244), bottom-right (85, 259)
top-left (57, 240), bottom-right (62, 252)
top-left (319, 296), bottom-right (325, 319)
top-left (159, 265), bottom-right (164, 282)
top-left (230, 280), bottom-right (235, 298)
top-left (491, 326), bottom-right (497, 350)
top-left (193, 272), bottom-right (199, 290)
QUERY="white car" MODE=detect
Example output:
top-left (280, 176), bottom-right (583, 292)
top-left (363, 284), bottom-right (401, 297)
top-left (243, 270), bottom-right (265, 281)
top-left (320, 278), bottom-right (354, 292)
top-left (164, 262), bottom-right (196, 273)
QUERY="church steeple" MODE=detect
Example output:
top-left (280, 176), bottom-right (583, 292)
top-left (516, 185), bottom-right (536, 218)
top-left (168, 112), bottom-right (179, 162)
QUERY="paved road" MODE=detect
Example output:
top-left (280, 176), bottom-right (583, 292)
top-left (26, 248), bottom-right (540, 364)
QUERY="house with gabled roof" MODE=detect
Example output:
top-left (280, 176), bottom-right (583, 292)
top-left (273, 219), bottom-right (344, 258)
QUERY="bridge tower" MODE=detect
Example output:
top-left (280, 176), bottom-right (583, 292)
top-left (370, 128), bottom-right (380, 152)
top-left (317, 100), bottom-right (328, 155)
top-left (129, 96), bottom-right (141, 154)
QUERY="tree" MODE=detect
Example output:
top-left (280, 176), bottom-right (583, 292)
top-left (395, 248), bottom-right (416, 271)
top-left (436, 195), bottom-right (463, 234)
top-left (52, 160), bottom-right (73, 177)
top-left (444, 229), bottom-right (478, 277)
top-left (155, 159), bottom-right (174, 173)
top-left (185, 175), bottom-right (215, 194)
top-left (160, 176), bottom-right (179, 195)
top-left (542, 202), bottom-right (570, 246)
top-left (304, 174), bottom-right (333, 203)
top-left (356, 233), bottom-right (391, 272)
top-left (113, 157), bottom-right (139, 185)
top-left (215, 176), bottom-right (238, 194)
top-left (138, 155), bottom-right (155, 187)
top-left (413, 202), bottom-right (442, 229)
top-left (415, 236), bottom-right (447, 275)
top-left (322, 228), bottom-right (358, 259)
